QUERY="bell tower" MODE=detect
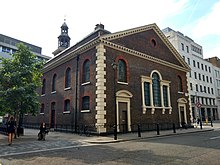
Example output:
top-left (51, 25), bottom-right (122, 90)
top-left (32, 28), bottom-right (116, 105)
top-left (53, 20), bottom-right (71, 56)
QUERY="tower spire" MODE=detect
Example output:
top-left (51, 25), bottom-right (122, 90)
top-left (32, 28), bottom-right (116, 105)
top-left (52, 20), bottom-right (71, 56)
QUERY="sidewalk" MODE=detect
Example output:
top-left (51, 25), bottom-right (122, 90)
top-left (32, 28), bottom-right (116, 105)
top-left (0, 124), bottom-right (216, 145)
top-left (84, 125), bottom-right (215, 144)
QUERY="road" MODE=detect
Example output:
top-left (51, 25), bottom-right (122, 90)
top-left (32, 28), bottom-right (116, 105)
top-left (1, 128), bottom-right (220, 165)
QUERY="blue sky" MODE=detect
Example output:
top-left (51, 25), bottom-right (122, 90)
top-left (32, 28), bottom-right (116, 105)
top-left (0, 0), bottom-right (219, 59)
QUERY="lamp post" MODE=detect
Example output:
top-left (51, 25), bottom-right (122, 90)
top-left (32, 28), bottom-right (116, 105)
top-left (112, 61), bottom-right (118, 140)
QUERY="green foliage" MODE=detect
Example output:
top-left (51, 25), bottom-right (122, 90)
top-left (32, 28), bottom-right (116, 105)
top-left (0, 43), bottom-right (43, 116)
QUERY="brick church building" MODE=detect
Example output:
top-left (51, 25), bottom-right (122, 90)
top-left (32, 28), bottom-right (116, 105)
top-left (24, 22), bottom-right (191, 134)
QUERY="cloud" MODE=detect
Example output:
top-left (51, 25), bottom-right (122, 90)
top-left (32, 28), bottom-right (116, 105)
top-left (192, 1), bottom-right (220, 38)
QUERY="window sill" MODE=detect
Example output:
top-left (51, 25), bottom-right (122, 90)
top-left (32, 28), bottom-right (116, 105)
top-left (51, 91), bottom-right (56, 94)
top-left (81, 82), bottom-right (91, 86)
top-left (81, 110), bottom-right (90, 113)
top-left (63, 111), bottom-right (70, 114)
top-left (40, 113), bottom-right (44, 115)
top-left (41, 94), bottom-right (46, 97)
top-left (178, 91), bottom-right (184, 94)
top-left (64, 87), bottom-right (71, 91)
top-left (117, 81), bottom-right (128, 85)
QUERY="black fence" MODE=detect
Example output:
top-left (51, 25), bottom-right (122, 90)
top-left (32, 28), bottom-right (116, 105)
top-left (23, 122), bottom-right (187, 135)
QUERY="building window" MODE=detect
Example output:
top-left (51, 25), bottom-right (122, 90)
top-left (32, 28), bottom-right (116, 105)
top-left (190, 83), bottom-right (193, 90)
top-left (82, 60), bottom-right (90, 83)
top-left (186, 46), bottom-right (189, 53)
top-left (196, 84), bottom-right (198, 91)
top-left (194, 72), bottom-right (197, 79)
top-left (52, 74), bottom-right (57, 92)
top-left (163, 86), bottom-right (168, 107)
top-left (206, 76), bottom-right (209, 83)
top-left (181, 43), bottom-right (184, 51)
top-left (64, 99), bottom-right (70, 112)
top-left (152, 72), bottom-right (161, 107)
top-left (187, 58), bottom-right (190, 65)
top-left (203, 75), bottom-right (205, 81)
top-left (144, 82), bottom-right (151, 106)
top-left (201, 64), bottom-right (204, 70)
top-left (141, 71), bottom-right (171, 114)
top-left (193, 60), bottom-right (196, 67)
top-left (210, 77), bottom-right (212, 83)
top-left (178, 75), bottom-right (183, 92)
top-left (209, 67), bottom-right (211, 73)
top-left (118, 59), bottom-right (127, 83)
top-left (198, 73), bottom-right (201, 80)
top-left (40, 104), bottom-right (44, 114)
top-left (65, 67), bottom-right (71, 88)
top-left (82, 96), bottom-right (90, 110)
top-left (197, 62), bottom-right (200, 69)
top-left (42, 79), bottom-right (46, 95)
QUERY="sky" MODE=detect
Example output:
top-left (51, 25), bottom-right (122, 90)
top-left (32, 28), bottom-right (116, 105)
top-left (0, 0), bottom-right (219, 59)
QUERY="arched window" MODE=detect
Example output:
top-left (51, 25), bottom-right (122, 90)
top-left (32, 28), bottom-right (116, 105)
top-left (82, 60), bottom-right (90, 83)
top-left (152, 72), bottom-right (161, 107)
top-left (65, 68), bottom-right (71, 88)
top-left (64, 99), bottom-right (70, 112)
top-left (118, 59), bottom-right (127, 82)
top-left (42, 79), bottom-right (46, 95)
top-left (82, 96), bottom-right (90, 110)
top-left (52, 74), bottom-right (57, 92)
top-left (178, 75), bottom-right (183, 92)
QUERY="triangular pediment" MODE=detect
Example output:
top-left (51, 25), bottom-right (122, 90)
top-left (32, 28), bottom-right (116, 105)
top-left (100, 23), bottom-right (190, 71)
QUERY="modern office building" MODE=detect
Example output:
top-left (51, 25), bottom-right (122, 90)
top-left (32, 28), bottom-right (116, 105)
top-left (0, 33), bottom-right (51, 61)
top-left (162, 27), bottom-right (219, 121)
top-left (206, 57), bottom-right (220, 120)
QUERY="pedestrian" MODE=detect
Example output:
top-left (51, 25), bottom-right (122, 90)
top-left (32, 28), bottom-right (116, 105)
top-left (38, 122), bottom-right (47, 140)
top-left (7, 116), bottom-right (16, 146)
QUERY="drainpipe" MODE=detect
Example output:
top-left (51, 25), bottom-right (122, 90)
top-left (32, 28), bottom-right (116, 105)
top-left (74, 55), bottom-right (79, 132)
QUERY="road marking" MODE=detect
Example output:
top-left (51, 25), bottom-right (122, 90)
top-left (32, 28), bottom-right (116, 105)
top-left (0, 143), bottom-right (97, 158)
top-left (210, 136), bottom-right (220, 140)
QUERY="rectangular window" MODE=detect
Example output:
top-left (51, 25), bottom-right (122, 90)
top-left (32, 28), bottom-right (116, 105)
top-left (181, 43), bottom-right (184, 51)
top-left (186, 46), bottom-right (189, 53)
top-left (197, 62), bottom-right (200, 68)
top-left (187, 58), bottom-right (190, 65)
top-left (163, 86), bottom-right (168, 107)
top-left (193, 60), bottom-right (196, 67)
top-left (194, 72), bottom-right (197, 79)
top-left (144, 82), bottom-right (151, 106)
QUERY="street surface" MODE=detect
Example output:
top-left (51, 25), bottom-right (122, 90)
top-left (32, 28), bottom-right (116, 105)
top-left (0, 123), bottom-right (220, 165)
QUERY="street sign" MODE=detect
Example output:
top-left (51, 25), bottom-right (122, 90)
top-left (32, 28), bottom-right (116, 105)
top-left (196, 102), bottom-right (202, 108)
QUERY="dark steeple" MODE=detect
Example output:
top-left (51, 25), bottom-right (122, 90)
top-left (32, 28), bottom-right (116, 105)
top-left (53, 20), bottom-right (71, 56)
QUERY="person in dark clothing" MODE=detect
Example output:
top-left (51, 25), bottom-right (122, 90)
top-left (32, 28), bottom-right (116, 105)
top-left (7, 116), bottom-right (16, 146)
top-left (38, 122), bottom-right (47, 140)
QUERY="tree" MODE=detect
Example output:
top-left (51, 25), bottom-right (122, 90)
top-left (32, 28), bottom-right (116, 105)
top-left (0, 43), bottom-right (43, 124)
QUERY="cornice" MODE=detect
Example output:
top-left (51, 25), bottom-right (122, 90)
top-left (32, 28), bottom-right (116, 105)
top-left (42, 38), bottom-right (101, 73)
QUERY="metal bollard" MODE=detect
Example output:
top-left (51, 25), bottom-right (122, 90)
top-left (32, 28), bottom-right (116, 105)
top-left (211, 120), bottom-right (213, 127)
top-left (138, 124), bottom-right (141, 137)
top-left (156, 123), bottom-right (160, 135)
top-left (173, 123), bottom-right (176, 133)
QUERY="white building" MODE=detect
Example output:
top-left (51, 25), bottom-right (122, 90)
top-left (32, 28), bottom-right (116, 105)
top-left (162, 27), bottom-right (218, 121)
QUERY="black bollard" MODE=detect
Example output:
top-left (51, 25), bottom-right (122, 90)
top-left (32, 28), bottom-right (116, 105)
top-left (138, 124), bottom-right (141, 137)
top-left (200, 121), bottom-right (203, 129)
top-left (173, 123), bottom-right (176, 133)
top-left (113, 125), bottom-right (117, 140)
top-left (156, 123), bottom-right (160, 135)
top-left (211, 120), bottom-right (213, 127)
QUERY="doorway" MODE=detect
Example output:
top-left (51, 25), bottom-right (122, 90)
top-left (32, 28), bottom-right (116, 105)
top-left (119, 102), bottom-right (128, 133)
top-left (116, 90), bottom-right (133, 133)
